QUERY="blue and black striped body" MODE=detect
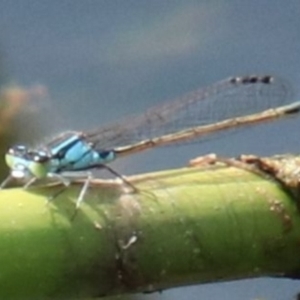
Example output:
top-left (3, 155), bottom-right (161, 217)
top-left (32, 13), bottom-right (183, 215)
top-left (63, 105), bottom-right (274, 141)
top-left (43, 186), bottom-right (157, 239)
top-left (46, 132), bottom-right (116, 173)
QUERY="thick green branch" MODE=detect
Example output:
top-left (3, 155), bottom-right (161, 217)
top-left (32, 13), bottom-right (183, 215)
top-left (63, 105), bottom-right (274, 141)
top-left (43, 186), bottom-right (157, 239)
top-left (0, 160), bottom-right (300, 299)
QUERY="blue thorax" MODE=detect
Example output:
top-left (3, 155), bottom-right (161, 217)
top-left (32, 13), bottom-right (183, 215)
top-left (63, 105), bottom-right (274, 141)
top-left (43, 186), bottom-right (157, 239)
top-left (46, 132), bottom-right (116, 173)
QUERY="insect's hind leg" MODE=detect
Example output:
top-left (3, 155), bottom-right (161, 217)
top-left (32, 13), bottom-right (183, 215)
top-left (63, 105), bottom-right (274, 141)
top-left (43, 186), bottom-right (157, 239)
top-left (98, 164), bottom-right (138, 193)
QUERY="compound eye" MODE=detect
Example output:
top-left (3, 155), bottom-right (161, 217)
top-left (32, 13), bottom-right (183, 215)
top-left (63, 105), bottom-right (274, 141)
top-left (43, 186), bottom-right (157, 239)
top-left (8, 145), bottom-right (27, 156)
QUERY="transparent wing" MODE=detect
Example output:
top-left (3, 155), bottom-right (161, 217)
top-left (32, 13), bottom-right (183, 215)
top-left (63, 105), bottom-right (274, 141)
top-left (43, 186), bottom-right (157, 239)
top-left (84, 75), bottom-right (292, 150)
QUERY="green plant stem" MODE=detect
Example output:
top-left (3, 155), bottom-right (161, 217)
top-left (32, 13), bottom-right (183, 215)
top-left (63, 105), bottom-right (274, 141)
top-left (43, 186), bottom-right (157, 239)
top-left (0, 162), bottom-right (300, 299)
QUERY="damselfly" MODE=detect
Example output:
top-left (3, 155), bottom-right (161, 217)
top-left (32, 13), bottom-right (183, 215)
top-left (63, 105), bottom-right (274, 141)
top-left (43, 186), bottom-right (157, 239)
top-left (1, 75), bottom-right (299, 207)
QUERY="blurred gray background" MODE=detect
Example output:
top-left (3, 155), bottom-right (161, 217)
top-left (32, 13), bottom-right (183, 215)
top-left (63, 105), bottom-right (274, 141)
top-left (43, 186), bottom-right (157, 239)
top-left (0, 1), bottom-right (300, 299)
